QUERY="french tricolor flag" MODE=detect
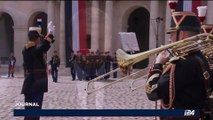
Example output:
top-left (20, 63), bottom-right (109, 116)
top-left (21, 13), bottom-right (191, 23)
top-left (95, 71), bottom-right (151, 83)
top-left (176, 0), bottom-right (202, 15)
top-left (72, 1), bottom-right (87, 52)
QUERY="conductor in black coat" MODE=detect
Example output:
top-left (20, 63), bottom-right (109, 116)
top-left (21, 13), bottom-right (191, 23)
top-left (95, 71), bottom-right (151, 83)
top-left (21, 24), bottom-right (55, 120)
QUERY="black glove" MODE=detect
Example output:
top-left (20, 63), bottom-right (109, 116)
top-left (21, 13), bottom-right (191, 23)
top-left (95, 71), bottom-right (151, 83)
top-left (48, 34), bottom-right (55, 43)
top-left (51, 39), bottom-right (55, 43)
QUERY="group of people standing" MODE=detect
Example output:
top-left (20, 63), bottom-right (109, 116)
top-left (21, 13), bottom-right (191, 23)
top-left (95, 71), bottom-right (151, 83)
top-left (69, 50), bottom-right (118, 81)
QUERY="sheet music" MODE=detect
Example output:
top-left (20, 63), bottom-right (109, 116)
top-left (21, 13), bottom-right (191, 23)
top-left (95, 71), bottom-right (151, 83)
top-left (119, 32), bottom-right (140, 52)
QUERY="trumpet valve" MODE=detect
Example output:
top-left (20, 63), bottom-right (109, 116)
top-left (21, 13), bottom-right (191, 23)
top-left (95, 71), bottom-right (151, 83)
top-left (169, 56), bottom-right (181, 63)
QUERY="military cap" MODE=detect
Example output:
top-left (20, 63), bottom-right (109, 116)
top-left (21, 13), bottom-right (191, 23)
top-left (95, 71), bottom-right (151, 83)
top-left (29, 26), bottom-right (43, 36)
top-left (167, 12), bottom-right (201, 34)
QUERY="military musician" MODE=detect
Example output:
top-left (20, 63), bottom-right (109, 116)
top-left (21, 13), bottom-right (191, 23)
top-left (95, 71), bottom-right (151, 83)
top-left (145, 11), bottom-right (213, 120)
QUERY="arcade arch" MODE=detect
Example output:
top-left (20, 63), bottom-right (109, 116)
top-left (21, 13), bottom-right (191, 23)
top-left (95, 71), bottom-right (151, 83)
top-left (0, 12), bottom-right (14, 64)
top-left (128, 7), bottom-right (150, 68)
top-left (28, 12), bottom-right (47, 36)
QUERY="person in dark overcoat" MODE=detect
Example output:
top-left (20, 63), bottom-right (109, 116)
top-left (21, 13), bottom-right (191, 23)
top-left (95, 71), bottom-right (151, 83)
top-left (112, 52), bottom-right (118, 78)
top-left (49, 50), bottom-right (60, 82)
top-left (21, 22), bottom-right (55, 120)
top-left (69, 50), bottom-right (76, 80)
top-left (75, 51), bottom-right (84, 80)
top-left (104, 51), bottom-right (113, 80)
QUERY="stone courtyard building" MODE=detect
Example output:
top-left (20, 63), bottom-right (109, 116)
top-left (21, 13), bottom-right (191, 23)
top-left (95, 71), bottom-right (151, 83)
top-left (0, 1), bottom-right (213, 69)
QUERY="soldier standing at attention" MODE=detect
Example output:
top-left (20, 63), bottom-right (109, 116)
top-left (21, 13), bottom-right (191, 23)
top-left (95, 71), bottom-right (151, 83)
top-left (8, 52), bottom-right (16, 78)
top-left (69, 50), bottom-right (76, 81)
top-left (75, 51), bottom-right (83, 80)
top-left (112, 52), bottom-right (118, 78)
top-left (104, 51), bottom-right (113, 80)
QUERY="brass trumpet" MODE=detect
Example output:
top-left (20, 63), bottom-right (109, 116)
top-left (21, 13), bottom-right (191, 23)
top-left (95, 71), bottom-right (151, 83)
top-left (116, 33), bottom-right (209, 69)
top-left (85, 68), bottom-right (120, 94)
top-left (129, 73), bottom-right (148, 91)
top-left (85, 33), bottom-right (211, 95)
top-left (129, 33), bottom-right (213, 91)
top-left (203, 49), bottom-right (213, 64)
top-left (85, 68), bottom-right (148, 95)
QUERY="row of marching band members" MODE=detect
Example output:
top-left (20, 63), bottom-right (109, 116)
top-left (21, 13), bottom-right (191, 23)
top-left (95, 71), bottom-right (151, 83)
top-left (69, 50), bottom-right (118, 81)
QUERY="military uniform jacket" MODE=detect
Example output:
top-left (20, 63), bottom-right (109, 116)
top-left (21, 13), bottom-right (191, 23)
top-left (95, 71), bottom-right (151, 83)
top-left (8, 56), bottom-right (16, 67)
top-left (21, 40), bottom-right (51, 94)
top-left (105, 55), bottom-right (113, 66)
top-left (50, 55), bottom-right (60, 69)
top-left (69, 54), bottom-right (76, 64)
top-left (68, 54), bottom-right (76, 67)
top-left (146, 51), bottom-right (213, 109)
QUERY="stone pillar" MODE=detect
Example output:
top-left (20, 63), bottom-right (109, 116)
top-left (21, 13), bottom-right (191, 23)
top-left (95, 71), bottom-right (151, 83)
top-left (165, 2), bottom-right (172, 44)
top-left (149, 1), bottom-right (159, 49)
top-left (206, 1), bottom-right (213, 24)
top-left (91, 1), bottom-right (99, 51)
top-left (59, 1), bottom-right (66, 68)
top-left (104, 1), bottom-right (113, 52)
top-left (149, 1), bottom-right (159, 63)
top-left (72, 1), bottom-right (80, 51)
top-left (13, 26), bottom-right (28, 67)
top-left (47, 1), bottom-right (55, 62)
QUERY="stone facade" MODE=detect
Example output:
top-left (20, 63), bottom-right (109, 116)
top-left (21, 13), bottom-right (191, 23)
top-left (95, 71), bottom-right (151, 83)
top-left (0, 1), bottom-right (212, 68)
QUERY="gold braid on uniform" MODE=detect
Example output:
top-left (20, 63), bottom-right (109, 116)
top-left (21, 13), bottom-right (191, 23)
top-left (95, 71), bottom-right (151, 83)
top-left (25, 41), bottom-right (36, 49)
top-left (161, 64), bottom-right (176, 109)
top-left (162, 64), bottom-right (172, 75)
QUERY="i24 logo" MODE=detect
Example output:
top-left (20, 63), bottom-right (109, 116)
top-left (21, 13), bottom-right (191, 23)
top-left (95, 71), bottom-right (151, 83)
top-left (184, 110), bottom-right (195, 116)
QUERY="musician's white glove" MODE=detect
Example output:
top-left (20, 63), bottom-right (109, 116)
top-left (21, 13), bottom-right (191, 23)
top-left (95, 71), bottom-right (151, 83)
top-left (155, 50), bottom-right (170, 64)
top-left (47, 21), bottom-right (55, 35)
top-left (45, 21), bottom-right (55, 43)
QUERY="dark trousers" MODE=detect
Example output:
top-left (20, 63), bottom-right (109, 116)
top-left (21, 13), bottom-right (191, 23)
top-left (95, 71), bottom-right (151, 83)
top-left (51, 67), bottom-right (58, 82)
top-left (8, 65), bottom-right (14, 77)
top-left (70, 63), bottom-right (76, 80)
top-left (104, 64), bottom-right (111, 79)
top-left (112, 64), bottom-right (118, 78)
top-left (75, 64), bottom-right (83, 80)
top-left (24, 93), bottom-right (44, 120)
